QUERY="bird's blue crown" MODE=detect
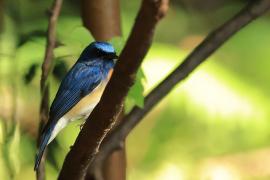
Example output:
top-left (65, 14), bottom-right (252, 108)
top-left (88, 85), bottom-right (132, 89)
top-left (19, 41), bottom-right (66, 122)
top-left (93, 41), bottom-right (116, 54)
top-left (79, 41), bottom-right (116, 61)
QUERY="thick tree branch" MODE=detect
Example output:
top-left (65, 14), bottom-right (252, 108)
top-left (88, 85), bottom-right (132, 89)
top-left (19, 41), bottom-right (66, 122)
top-left (37, 0), bottom-right (63, 179)
top-left (80, 0), bottom-right (124, 180)
top-left (95, 0), bottom-right (270, 163)
top-left (58, 0), bottom-right (169, 179)
top-left (102, 147), bottom-right (126, 180)
top-left (81, 0), bottom-right (121, 41)
top-left (86, 114), bottom-right (127, 180)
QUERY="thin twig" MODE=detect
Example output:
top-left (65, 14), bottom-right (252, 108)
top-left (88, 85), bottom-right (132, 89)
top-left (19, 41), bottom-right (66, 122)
top-left (37, 0), bottom-right (63, 180)
top-left (40, 0), bottom-right (63, 90)
top-left (95, 0), bottom-right (270, 164)
top-left (58, 0), bottom-right (169, 179)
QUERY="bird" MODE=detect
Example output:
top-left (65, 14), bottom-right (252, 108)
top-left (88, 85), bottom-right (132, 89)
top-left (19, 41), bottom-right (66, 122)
top-left (34, 41), bottom-right (118, 171)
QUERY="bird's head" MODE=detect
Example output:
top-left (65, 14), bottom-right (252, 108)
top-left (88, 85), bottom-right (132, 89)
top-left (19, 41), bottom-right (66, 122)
top-left (79, 41), bottom-right (118, 62)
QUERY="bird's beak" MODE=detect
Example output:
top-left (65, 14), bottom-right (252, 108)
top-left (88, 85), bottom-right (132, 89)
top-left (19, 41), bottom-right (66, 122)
top-left (108, 53), bottom-right (118, 63)
top-left (111, 53), bottom-right (119, 60)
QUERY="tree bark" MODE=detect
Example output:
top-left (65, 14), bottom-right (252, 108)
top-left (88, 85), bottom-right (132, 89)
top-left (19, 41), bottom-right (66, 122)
top-left (80, 1), bottom-right (125, 180)
top-left (59, 0), bottom-right (169, 179)
top-left (95, 0), bottom-right (270, 162)
top-left (102, 146), bottom-right (126, 180)
top-left (81, 0), bottom-right (121, 41)
top-left (86, 112), bottom-right (126, 180)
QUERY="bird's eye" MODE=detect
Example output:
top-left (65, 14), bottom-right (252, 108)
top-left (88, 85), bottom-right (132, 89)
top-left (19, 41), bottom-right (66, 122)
top-left (96, 49), bottom-right (104, 56)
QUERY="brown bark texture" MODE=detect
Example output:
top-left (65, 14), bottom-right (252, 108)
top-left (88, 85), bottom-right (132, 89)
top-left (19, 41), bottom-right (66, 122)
top-left (81, 0), bottom-right (121, 41)
top-left (80, 0), bottom-right (125, 180)
top-left (86, 112), bottom-right (126, 180)
top-left (58, 0), bottom-right (169, 179)
top-left (102, 148), bottom-right (126, 180)
top-left (94, 0), bottom-right (270, 166)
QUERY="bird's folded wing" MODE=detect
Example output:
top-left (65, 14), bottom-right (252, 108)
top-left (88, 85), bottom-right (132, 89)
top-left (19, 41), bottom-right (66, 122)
top-left (48, 63), bottom-right (102, 126)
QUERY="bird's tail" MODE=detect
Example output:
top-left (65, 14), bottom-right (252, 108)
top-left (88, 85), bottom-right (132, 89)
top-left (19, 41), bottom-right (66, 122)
top-left (34, 126), bottom-right (53, 171)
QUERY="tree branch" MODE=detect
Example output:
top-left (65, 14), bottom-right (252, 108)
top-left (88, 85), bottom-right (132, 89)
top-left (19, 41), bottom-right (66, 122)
top-left (58, 0), bottom-right (169, 179)
top-left (86, 114), bottom-right (127, 180)
top-left (95, 0), bottom-right (270, 163)
top-left (37, 0), bottom-right (63, 179)
top-left (40, 0), bottom-right (63, 90)
top-left (80, 1), bottom-right (125, 180)
top-left (81, 0), bottom-right (121, 41)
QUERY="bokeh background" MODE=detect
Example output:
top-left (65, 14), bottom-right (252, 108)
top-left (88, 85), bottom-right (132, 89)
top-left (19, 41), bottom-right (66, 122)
top-left (1, 0), bottom-right (270, 179)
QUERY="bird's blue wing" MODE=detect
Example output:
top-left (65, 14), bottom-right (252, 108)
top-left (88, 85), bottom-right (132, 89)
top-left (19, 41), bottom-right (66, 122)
top-left (49, 63), bottom-right (102, 122)
top-left (34, 62), bottom-right (103, 170)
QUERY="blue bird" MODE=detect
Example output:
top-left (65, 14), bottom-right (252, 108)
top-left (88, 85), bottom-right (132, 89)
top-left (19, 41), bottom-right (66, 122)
top-left (34, 41), bottom-right (118, 170)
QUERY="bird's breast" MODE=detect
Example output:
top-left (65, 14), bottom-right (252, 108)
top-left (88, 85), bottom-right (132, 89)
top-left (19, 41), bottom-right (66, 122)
top-left (65, 82), bottom-right (106, 120)
top-left (64, 69), bottom-right (113, 121)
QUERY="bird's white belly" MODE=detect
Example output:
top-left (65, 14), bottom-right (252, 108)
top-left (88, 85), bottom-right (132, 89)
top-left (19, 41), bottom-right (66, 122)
top-left (47, 101), bottom-right (98, 144)
top-left (70, 101), bottom-right (98, 121)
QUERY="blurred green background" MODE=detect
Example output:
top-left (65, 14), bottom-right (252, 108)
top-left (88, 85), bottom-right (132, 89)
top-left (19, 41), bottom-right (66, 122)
top-left (1, 0), bottom-right (270, 179)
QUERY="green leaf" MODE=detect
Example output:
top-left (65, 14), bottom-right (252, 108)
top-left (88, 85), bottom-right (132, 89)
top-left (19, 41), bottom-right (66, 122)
top-left (16, 37), bottom-right (45, 73)
top-left (125, 68), bottom-right (146, 113)
top-left (56, 26), bottom-right (94, 56)
top-left (54, 44), bottom-right (81, 59)
top-left (55, 26), bottom-right (94, 61)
